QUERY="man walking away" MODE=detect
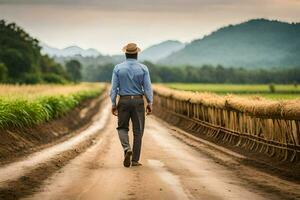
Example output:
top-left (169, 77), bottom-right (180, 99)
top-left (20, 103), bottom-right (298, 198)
top-left (110, 43), bottom-right (153, 168)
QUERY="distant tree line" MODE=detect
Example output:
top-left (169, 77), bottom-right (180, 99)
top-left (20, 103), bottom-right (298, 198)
top-left (83, 61), bottom-right (300, 84)
top-left (0, 20), bottom-right (82, 84)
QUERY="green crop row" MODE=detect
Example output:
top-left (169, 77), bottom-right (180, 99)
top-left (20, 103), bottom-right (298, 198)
top-left (165, 83), bottom-right (300, 99)
top-left (0, 87), bottom-right (103, 129)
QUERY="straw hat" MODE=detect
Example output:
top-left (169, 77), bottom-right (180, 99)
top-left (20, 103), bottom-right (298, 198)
top-left (122, 43), bottom-right (141, 54)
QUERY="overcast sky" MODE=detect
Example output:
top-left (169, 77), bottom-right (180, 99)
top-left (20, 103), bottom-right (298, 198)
top-left (0, 0), bottom-right (299, 54)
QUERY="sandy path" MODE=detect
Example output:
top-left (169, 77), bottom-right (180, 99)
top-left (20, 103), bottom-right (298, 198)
top-left (22, 111), bottom-right (300, 200)
top-left (0, 99), bottom-right (110, 188)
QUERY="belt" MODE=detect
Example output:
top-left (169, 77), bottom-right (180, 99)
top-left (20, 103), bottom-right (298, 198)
top-left (120, 95), bottom-right (143, 99)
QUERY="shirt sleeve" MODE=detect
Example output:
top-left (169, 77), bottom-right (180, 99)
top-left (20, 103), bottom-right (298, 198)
top-left (110, 66), bottom-right (119, 106)
top-left (143, 66), bottom-right (153, 104)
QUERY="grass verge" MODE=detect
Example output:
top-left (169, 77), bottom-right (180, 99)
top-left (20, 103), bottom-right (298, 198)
top-left (0, 83), bottom-right (105, 129)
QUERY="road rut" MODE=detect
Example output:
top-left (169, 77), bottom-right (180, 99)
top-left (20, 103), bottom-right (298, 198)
top-left (15, 102), bottom-right (300, 200)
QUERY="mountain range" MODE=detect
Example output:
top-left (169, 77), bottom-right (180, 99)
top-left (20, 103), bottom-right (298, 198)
top-left (42, 18), bottom-right (300, 68)
top-left (41, 40), bottom-right (184, 63)
top-left (139, 40), bottom-right (185, 62)
top-left (160, 19), bottom-right (300, 68)
top-left (41, 43), bottom-right (101, 57)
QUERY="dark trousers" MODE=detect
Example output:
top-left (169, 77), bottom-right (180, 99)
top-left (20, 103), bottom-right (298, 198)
top-left (117, 98), bottom-right (145, 162)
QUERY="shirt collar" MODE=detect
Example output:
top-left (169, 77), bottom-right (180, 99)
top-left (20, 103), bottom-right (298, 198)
top-left (126, 58), bottom-right (137, 62)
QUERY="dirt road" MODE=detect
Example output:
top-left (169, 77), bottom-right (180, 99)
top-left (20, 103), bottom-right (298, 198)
top-left (1, 99), bottom-right (300, 200)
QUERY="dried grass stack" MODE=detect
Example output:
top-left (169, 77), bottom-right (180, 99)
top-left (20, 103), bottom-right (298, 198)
top-left (153, 84), bottom-right (300, 162)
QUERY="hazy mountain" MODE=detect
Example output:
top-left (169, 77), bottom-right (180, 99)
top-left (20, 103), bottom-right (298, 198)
top-left (55, 54), bottom-right (122, 66)
top-left (41, 43), bottom-right (101, 57)
top-left (140, 40), bottom-right (185, 62)
top-left (160, 19), bottom-right (300, 68)
top-left (53, 40), bottom-right (185, 66)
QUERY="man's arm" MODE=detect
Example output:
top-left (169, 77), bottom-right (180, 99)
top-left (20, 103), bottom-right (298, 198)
top-left (143, 66), bottom-right (153, 114)
top-left (110, 67), bottom-right (119, 115)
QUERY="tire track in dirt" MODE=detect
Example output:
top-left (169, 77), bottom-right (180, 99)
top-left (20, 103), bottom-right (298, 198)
top-left (23, 114), bottom-right (300, 200)
top-left (0, 99), bottom-right (111, 200)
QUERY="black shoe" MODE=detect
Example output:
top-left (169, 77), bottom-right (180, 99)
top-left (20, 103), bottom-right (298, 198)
top-left (123, 150), bottom-right (132, 167)
top-left (131, 161), bottom-right (142, 167)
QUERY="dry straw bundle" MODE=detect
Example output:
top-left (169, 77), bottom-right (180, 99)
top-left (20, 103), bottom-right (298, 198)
top-left (153, 85), bottom-right (226, 108)
top-left (153, 84), bottom-right (300, 120)
top-left (153, 85), bottom-right (300, 161)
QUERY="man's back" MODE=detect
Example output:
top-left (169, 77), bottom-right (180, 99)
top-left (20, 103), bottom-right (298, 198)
top-left (114, 59), bottom-right (147, 96)
top-left (110, 58), bottom-right (152, 106)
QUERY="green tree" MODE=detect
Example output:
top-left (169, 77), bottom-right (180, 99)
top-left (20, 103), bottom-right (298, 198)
top-left (0, 20), bottom-right (67, 84)
top-left (0, 63), bottom-right (8, 82)
top-left (40, 55), bottom-right (68, 83)
top-left (0, 49), bottom-right (30, 80)
top-left (66, 60), bottom-right (82, 82)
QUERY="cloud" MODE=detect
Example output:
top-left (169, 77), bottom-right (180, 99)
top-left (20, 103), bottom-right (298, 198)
top-left (1, 0), bottom-right (299, 54)
top-left (0, 0), bottom-right (265, 11)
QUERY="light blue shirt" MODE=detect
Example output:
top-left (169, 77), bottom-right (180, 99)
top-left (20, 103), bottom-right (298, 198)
top-left (110, 58), bottom-right (153, 106)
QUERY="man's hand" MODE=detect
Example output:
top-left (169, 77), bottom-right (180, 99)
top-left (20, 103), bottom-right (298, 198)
top-left (111, 105), bottom-right (118, 116)
top-left (146, 104), bottom-right (152, 115)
